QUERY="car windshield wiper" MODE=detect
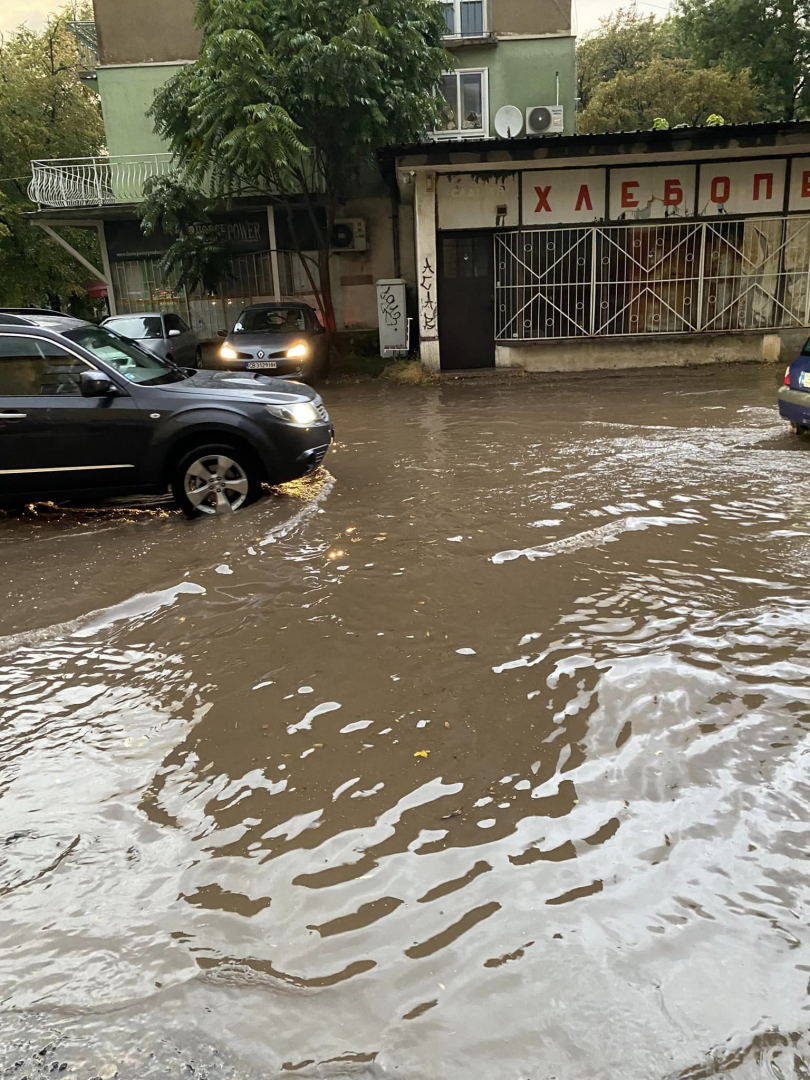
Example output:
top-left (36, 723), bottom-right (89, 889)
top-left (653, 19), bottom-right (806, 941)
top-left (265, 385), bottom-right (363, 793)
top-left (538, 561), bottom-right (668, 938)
top-left (140, 369), bottom-right (189, 386)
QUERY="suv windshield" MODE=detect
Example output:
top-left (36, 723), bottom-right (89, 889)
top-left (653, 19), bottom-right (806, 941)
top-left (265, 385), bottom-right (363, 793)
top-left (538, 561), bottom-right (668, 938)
top-left (64, 326), bottom-right (187, 385)
top-left (234, 308), bottom-right (305, 334)
top-left (107, 316), bottom-right (163, 340)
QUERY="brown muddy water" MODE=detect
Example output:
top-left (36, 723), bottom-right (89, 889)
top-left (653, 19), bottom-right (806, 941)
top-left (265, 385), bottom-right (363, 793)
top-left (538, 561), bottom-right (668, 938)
top-left (2, 365), bottom-right (810, 1080)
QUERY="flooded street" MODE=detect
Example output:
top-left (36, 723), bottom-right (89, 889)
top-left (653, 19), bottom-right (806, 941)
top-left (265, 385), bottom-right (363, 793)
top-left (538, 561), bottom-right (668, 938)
top-left (3, 363), bottom-right (810, 1080)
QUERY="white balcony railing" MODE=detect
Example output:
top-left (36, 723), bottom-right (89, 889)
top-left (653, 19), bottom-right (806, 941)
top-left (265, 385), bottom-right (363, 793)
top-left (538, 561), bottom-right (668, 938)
top-left (28, 154), bottom-right (175, 209)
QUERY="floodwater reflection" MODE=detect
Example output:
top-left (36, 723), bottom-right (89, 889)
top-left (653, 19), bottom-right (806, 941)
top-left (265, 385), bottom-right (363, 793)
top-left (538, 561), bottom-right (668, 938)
top-left (1, 365), bottom-right (810, 1079)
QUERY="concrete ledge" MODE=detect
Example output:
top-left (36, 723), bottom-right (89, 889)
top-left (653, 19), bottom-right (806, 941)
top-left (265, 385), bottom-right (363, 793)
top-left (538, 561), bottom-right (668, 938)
top-left (494, 329), bottom-right (808, 373)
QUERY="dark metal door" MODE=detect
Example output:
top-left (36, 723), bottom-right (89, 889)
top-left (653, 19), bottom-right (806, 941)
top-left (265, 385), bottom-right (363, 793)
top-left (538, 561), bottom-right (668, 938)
top-left (438, 233), bottom-right (495, 370)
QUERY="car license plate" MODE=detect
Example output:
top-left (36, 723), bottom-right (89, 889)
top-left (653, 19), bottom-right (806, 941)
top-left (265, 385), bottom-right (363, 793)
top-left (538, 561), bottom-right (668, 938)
top-left (800, 371), bottom-right (810, 388)
top-left (247, 361), bottom-right (277, 370)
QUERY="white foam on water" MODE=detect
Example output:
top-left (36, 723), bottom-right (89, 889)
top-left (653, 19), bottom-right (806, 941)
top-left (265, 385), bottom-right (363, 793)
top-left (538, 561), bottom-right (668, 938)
top-left (0, 581), bottom-right (206, 654)
top-left (287, 701), bottom-right (341, 735)
top-left (340, 720), bottom-right (373, 733)
top-left (491, 515), bottom-right (690, 564)
top-left (332, 777), bottom-right (360, 801)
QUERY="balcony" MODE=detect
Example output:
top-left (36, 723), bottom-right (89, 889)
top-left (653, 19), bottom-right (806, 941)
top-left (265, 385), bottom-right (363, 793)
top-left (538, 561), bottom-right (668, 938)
top-left (28, 154), bottom-right (175, 210)
top-left (67, 20), bottom-right (99, 77)
top-left (438, 0), bottom-right (494, 44)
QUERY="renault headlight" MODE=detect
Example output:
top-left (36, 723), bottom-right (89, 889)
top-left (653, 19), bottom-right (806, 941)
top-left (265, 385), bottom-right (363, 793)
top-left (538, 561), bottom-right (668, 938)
top-left (266, 401), bottom-right (319, 425)
top-left (220, 344), bottom-right (238, 360)
top-left (286, 342), bottom-right (309, 359)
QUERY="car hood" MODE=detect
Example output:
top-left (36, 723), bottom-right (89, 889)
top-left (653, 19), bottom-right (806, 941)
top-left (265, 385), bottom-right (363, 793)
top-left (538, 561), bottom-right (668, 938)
top-left (152, 369), bottom-right (317, 404)
top-left (226, 331), bottom-right (309, 350)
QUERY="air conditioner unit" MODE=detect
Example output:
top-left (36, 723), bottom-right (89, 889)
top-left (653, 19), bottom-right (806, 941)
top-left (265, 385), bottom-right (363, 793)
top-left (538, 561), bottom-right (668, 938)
top-left (331, 218), bottom-right (368, 253)
top-left (526, 106), bottom-right (564, 135)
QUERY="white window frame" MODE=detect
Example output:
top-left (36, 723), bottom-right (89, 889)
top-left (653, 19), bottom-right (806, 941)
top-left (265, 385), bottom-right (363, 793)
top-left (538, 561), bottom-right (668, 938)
top-left (437, 0), bottom-right (488, 38)
top-left (433, 67), bottom-right (489, 140)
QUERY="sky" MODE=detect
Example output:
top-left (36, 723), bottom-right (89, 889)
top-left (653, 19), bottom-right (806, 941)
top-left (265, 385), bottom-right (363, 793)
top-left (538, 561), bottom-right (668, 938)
top-left (0, 0), bottom-right (674, 38)
top-left (572, 0), bottom-right (673, 35)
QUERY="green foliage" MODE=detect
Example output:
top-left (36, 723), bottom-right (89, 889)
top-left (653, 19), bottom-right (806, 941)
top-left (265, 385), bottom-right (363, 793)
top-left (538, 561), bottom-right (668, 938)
top-left (0, 3), bottom-right (104, 310)
top-left (147, 0), bottom-right (449, 337)
top-left (705, 113), bottom-right (725, 125)
top-left (140, 174), bottom-right (233, 293)
top-left (676, 0), bottom-right (810, 121)
top-left (576, 4), bottom-right (680, 109)
top-left (578, 57), bottom-right (762, 133)
top-left (652, 117), bottom-right (670, 129)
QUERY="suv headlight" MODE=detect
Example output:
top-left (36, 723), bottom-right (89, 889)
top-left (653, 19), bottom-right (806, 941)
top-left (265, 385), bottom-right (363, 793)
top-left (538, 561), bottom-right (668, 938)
top-left (266, 401), bottom-right (320, 425)
top-left (220, 344), bottom-right (238, 360)
top-left (286, 342), bottom-right (309, 359)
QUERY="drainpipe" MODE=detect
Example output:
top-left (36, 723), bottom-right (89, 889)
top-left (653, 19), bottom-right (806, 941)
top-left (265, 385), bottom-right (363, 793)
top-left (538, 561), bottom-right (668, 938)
top-left (556, 71), bottom-right (560, 106)
top-left (390, 176), bottom-right (401, 279)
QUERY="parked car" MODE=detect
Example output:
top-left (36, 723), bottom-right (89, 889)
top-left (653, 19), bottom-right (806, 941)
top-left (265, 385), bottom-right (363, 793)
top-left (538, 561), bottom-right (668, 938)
top-left (779, 340), bottom-right (810, 433)
top-left (215, 302), bottom-right (328, 380)
top-left (0, 310), bottom-right (333, 516)
top-left (102, 312), bottom-right (201, 368)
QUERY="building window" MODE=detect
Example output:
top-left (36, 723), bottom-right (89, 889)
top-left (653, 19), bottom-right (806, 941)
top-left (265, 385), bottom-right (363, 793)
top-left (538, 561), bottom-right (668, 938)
top-left (438, 0), bottom-right (486, 36)
top-left (436, 69), bottom-right (488, 138)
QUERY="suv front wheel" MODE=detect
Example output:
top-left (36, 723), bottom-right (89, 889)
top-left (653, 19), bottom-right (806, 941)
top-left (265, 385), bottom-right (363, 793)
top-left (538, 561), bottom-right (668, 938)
top-left (172, 443), bottom-right (262, 517)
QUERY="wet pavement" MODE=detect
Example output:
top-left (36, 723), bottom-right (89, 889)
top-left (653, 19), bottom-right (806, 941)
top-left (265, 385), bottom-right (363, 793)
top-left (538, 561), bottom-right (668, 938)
top-left (2, 363), bottom-right (810, 1080)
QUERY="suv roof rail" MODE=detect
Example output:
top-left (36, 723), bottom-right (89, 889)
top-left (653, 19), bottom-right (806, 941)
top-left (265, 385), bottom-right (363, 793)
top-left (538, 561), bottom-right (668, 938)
top-left (0, 307), bottom-right (64, 316)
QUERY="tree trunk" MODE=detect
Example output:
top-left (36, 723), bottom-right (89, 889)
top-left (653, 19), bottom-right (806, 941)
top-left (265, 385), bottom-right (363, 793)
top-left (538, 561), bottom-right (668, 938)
top-left (317, 241), bottom-right (337, 375)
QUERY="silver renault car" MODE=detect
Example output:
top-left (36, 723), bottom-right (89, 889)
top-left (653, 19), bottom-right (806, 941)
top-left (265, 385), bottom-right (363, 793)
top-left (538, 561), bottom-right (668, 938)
top-left (216, 302), bottom-right (328, 380)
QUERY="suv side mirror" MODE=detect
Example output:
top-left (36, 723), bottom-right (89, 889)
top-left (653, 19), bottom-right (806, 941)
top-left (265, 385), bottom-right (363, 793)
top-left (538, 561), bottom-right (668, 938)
top-left (80, 370), bottom-right (116, 397)
top-left (168, 328), bottom-right (181, 337)
top-left (217, 329), bottom-right (228, 338)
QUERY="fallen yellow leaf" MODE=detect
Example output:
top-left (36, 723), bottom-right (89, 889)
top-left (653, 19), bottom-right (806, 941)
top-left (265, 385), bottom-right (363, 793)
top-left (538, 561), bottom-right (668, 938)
top-left (414, 750), bottom-right (430, 758)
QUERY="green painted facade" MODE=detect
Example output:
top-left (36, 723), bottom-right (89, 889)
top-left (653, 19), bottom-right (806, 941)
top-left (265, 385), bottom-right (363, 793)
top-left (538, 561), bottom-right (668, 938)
top-left (449, 36), bottom-right (576, 136)
top-left (97, 64), bottom-right (183, 156)
top-left (96, 35), bottom-right (576, 159)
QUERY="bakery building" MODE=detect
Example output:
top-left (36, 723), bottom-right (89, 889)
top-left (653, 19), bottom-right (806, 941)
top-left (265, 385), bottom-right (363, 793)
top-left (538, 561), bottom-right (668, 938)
top-left (385, 121), bottom-right (810, 372)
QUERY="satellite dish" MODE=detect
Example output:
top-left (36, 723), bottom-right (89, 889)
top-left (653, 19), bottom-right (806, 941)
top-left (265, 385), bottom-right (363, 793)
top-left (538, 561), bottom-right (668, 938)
top-left (494, 105), bottom-right (524, 139)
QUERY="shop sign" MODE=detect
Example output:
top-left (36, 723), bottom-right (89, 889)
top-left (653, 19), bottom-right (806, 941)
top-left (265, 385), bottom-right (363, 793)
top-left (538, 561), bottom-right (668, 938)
top-left (522, 168), bottom-right (606, 224)
top-left (609, 165), bottom-right (697, 220)
top-left (697, 160), bottom-right (786, 216)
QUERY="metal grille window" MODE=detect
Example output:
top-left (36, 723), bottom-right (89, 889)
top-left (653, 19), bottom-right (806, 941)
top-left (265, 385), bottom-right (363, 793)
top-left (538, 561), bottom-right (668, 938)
top-left (495, 216), bottom-right (810, 339)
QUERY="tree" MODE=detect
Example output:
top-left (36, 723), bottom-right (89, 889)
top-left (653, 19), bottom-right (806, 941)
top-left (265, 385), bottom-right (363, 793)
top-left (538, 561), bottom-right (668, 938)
top-left (577, 4), bottom-right (679, 109)
top-left (578, 57), bottom-right (762, 133)
top-left (146, 0), bottom-right (449, 360)
top-left (140, 175), bottom-right (235, 294)
top-left (676, 0), bottom-right (810, 121)
top-left (0, 3), bottom-right (105, 310)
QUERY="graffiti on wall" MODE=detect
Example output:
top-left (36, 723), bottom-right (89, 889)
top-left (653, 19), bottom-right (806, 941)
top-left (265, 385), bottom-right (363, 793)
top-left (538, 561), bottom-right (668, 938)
top-left (379, 283), bottom-right (403, 329)
top-left (420, 257), bottom-right (437, 335)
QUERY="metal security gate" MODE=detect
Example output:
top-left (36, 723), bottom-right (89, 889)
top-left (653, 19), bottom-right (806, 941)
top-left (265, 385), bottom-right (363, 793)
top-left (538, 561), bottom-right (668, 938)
top-left (495, 215), bottom-right (810, 340)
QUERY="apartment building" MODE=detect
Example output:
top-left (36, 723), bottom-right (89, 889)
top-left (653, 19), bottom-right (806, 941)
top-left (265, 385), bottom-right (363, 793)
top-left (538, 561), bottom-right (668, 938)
top-left (28, 0), bottom-right (576, 339)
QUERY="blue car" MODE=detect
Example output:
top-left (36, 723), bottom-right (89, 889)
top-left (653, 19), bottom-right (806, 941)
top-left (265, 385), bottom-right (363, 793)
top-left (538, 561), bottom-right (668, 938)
top-left (779, 342), bottom-right (810, 433)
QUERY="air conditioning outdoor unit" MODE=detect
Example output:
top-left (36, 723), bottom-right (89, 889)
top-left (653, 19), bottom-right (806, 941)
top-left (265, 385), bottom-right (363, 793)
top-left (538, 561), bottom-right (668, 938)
top-left (331, 218), bottom-right (368, 253)
top-left (526, 106), bottom-right (564, 135)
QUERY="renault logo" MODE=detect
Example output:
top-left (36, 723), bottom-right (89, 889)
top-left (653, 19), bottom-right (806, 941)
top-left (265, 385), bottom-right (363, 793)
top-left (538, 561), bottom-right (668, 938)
top-left (257, 350), bottom-right (265, 359)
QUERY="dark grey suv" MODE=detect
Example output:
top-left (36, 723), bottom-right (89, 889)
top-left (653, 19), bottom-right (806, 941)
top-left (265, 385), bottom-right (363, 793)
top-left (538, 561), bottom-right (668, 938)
top-left (0, 310), bottom-right (333, 516)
